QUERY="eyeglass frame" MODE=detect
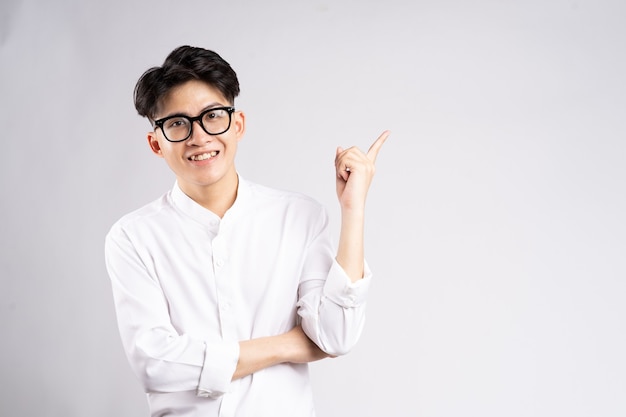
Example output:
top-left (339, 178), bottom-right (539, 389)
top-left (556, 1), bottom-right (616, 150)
top-left (153, 106), bottom-right (236, 142)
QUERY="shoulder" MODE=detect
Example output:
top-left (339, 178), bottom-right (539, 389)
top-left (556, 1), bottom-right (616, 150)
top-left (238, 178), bottom-right (330, 236)
top-left (107, 192), bottom-right (173, 237)
top-left (244, 179), bottom-right (325, 213)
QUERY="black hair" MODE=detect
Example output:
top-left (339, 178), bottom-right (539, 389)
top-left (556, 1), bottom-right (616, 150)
top-left (134, 46), bottom-right (240, 121)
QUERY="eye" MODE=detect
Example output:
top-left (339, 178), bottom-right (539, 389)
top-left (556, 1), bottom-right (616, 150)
top-left (204, 109), bottom-right (226, 120)
top-left (165, 117), bottom-right (189, 129)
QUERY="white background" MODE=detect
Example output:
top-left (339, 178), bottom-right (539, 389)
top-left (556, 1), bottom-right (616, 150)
top-left (1, 0), bottom-right (625, 416)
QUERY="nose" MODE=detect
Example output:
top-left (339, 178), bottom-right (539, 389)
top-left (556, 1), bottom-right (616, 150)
top-left (186, 120), bottom-right (212, 145)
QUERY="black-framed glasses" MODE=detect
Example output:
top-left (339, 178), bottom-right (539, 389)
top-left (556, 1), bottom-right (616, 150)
top-left (153, 106), bottom-right (235, 142)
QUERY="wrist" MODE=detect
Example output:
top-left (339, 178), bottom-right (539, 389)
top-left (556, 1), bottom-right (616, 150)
top-left (340, 204), bottom-right (365, 220)
top-left (340, 198), bottom-right (366, 211)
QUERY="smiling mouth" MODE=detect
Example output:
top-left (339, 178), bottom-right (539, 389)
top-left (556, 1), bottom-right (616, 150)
top-left (189, 151), bottom-right (219, 161)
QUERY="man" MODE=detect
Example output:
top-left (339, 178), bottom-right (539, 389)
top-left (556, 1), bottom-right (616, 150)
top-left (105, 45), bottom-right (388, 417)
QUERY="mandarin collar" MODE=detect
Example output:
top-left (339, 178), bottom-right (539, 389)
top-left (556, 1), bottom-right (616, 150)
top-left (169, 174), bottom-right (251, 230)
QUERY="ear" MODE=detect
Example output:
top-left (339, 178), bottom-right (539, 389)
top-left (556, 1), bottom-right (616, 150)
top-left (233, 110), bottom-right (246, 142)
top-left (147, 131), bottom-right (164, 157)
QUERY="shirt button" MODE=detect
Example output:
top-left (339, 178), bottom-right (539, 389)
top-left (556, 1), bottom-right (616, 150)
top-left (215, 258), bottom-right (224, 267)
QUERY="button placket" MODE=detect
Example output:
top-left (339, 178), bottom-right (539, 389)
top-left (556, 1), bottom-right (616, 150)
top-left (212, 229), bottom-right (235, 340)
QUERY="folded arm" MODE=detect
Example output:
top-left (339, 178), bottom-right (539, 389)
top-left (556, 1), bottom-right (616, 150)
top-left (105, 225), bottom-right (327, 399)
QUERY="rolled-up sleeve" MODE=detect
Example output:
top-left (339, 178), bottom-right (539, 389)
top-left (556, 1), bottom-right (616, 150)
top-left (322, 260), bottom-right (372, 308)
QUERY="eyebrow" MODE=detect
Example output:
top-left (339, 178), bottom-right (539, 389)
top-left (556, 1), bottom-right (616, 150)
top-left (157, 102), bottom-right (227, 120)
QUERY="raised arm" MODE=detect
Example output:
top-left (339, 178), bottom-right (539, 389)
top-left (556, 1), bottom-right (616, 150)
top-left (296, 131), bottom-right (390, 356)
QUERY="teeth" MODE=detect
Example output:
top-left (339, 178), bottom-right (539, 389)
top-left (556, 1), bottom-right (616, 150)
top-left (190, 151), bottom-right (218, 161)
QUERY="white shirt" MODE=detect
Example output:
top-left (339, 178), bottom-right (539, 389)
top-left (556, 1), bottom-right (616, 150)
top-left (104, 176), bottom-right (371, 417)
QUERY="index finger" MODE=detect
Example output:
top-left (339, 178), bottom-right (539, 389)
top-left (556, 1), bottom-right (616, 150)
top-left (366, 130), bottom-right (390, 162)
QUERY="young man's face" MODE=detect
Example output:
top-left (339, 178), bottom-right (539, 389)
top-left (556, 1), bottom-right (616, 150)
top-left (147, 79), bottom-right (245, 197)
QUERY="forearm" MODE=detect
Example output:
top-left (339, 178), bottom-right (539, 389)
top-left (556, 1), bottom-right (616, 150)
top-left (335, 206), bottom-right (366, 283)
top-left (233, 335), bottom-right (283, 380)
top-left (233, 326), bottom-right (328, 380)
top-left (334, 132), bottom-right (388, 281)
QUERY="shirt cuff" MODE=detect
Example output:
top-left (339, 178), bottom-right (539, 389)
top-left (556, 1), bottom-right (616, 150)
top-left (322, 260), bottom-right (372, 308)
top-left (196, 341), bottom-right (240, 398)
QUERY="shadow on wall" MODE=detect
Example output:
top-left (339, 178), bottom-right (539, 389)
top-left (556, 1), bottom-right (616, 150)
top-left (0, 0), bottom-right (22, 46)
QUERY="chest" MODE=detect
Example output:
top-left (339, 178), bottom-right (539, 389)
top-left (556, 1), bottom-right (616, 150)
top-left (137, 210), bottom-right (316, 336)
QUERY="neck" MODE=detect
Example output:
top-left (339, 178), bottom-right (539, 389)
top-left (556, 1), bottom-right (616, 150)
top-left (179, 171), bottom-right (239, 218)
